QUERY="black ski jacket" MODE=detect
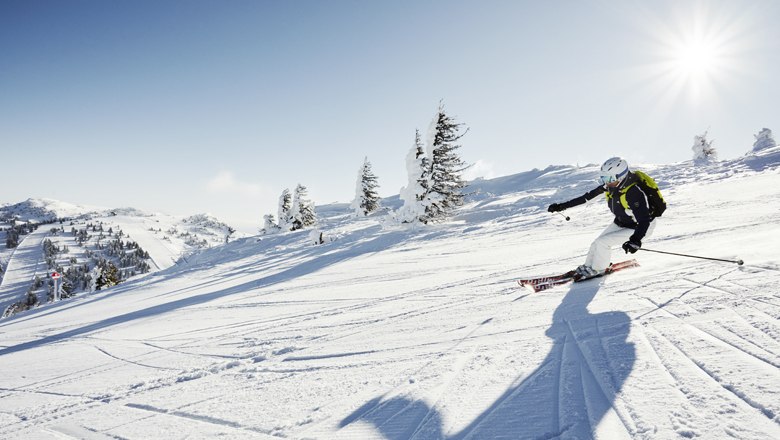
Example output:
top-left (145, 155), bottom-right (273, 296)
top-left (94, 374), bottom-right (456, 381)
top-left (557, 172), bottom-right (654, 242)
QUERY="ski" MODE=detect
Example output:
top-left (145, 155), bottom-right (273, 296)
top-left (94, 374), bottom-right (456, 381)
top-left (517, 259), bottom-right (639, 293)
top-left (516, 271), bottom-right (576, 290)
top-left (522, 276), bottom-right (575, 293)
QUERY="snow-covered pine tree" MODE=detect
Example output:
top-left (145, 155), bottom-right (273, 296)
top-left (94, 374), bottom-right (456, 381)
top-left (422, 105), bottom-right (469, 222)
top-left (752, 128), bottom-right (777, 152)
top-left (96, 261), bottom-right (119, 290)
top-left (290, 184), bottom-right (316, 231)
top-left (260, 214), bottom-right (281, 235)
top-left (350, 157), bottom-right (381, 217)
top-left (278, 189), bottom-right (293, 231)
top-left (692, 130), bottom-right (717, 164)
top-left (396, 130), bottom-right (431, 223)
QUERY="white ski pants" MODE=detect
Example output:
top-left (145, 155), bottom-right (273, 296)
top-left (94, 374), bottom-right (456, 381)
top-left (584, 221), bottom-right (656, 272)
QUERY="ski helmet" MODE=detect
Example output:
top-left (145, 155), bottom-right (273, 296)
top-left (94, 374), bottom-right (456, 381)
top-left (599, 157), bottom-right (629, 186)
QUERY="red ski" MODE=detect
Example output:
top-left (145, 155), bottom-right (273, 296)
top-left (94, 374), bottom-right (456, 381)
top-left (517, 260), bottom-right (639, 293)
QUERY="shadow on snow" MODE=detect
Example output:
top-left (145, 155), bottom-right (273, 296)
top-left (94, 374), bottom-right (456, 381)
top-left (340, 281), bottom-right (636, 439)
top-left (0, 229), bottom-right (409, 356)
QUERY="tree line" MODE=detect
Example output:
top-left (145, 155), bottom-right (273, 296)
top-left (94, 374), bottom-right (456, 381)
top-left (259, 104), bottom-right (470, 235)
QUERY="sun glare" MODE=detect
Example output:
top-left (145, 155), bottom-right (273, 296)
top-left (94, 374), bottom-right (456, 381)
top-left (673, 37), bottom-right (720, 78)
top-left (672, 33), bottom-right (723, 82)
top-left (633, 2), bottom-right (754, 108)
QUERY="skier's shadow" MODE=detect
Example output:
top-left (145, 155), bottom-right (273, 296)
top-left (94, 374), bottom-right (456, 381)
top-left (340, 282), bottom-right (636, 439)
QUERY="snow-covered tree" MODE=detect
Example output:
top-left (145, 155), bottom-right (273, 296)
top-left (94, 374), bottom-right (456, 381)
top-left (26, 290), bottom-right (38, 307)
top-left (95, 261), bottom-right (119, 290)
top-left (350, 157), bottom-right (381, 217)
top-left (277, 189), bottom-right (293, 230)
top-left (752, 128), bottom-right (777, 152)
top-left (692, 130), bottom-right (717, 164)
top-left (88, 266), bottom-right (102, 293)
top-left (422, 105), bottom-right (469, 222)
top-left (225, 227), bottom-right (235, 244)
top-left (290, 184), bottom-right (316, 231)
top-left (260, 214), bottom-right (281, 235)
top-left (396, 130), bottom-right (431, 223)
top-left (5, 230), bottom-right (18, 248)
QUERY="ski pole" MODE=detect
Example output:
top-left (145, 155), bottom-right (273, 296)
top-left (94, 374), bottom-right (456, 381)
top-left (557, 212), bottom-right (570, 221)
top-left (639, 248), bottom-right (744, 266)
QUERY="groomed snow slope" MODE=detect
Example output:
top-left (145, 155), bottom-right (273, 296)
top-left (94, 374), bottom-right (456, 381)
top-left (0, 159), bottom-right (778, 439)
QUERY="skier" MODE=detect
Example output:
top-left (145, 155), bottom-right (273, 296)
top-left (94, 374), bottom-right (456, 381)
top-left (547, 157), bottom-right (665, 280)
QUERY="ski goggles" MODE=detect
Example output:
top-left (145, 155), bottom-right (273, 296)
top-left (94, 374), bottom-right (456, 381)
top-left (599, 169), bottom-right (628, 185)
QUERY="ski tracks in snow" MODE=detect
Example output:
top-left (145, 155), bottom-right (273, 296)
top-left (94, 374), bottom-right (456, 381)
top-left (624, 263), bottom-right (780, 438)
top-left (3, 241), bottom-right (779, 438)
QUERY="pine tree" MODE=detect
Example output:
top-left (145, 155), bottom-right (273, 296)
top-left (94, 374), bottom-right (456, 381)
top-left (25, 290), bottom-right (38, 307)
top-left (6, 229), bottom-right (19, 248)
top-left (422, 105), bottom-right (469, 222)
top-left (396, 130), bottom-right (432, 223)
top-left (692, 130), bottom-right (717, 164)
top-left (752, 128), bottom-right (777, 152)
top-left (350, 157), bottom-right (381, 217)
top-left (96, 262), bottom-right (120, 290)
top-left (61, 278), bottom-right (74, 297)
top-left (290, 184), bottom-right (316, 231)
top-left (260, 214), bottom-right (281, 235)
top-left (278, 188), bottom-right (293, 230)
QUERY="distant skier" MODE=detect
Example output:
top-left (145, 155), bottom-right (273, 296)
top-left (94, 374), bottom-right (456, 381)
top-left (547, 157), bottom-right (666, 280)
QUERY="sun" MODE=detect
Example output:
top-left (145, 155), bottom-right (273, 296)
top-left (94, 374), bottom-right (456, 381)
top-left (674, 40), bottom-right (718, 75)
top-left (670, 34), bottom-right (724, 83)
top-left (631, 2), bottom-right (753, 107)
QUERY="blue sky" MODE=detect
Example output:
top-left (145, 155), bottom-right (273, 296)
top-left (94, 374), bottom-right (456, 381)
top-left (2, 0), bottom-right (778, 231)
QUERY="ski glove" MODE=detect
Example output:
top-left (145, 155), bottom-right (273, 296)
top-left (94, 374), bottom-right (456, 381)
top-left (547, 203), bottom-right (564, 213)
top-left (622, 239), bottom-right (641, 254)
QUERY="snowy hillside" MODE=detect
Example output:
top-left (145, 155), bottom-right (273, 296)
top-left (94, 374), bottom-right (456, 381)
top-left (0, 201), bottom-right (245, 318)
top-left (0, 155), bottom-right (779, 439)
top-left (0, 199), bottom-right (243, 259)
